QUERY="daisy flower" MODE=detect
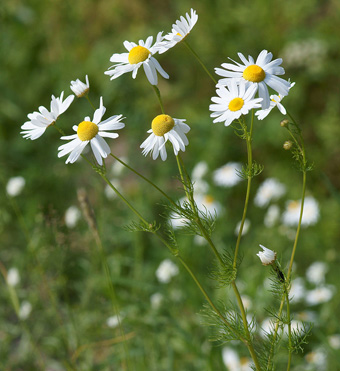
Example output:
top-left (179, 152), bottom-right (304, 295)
top-left (209, 82), bottom-right (262, 126)
top-left (256, 82), bottom-right (295, 120)
top-left (21, 92), bottom-right (74, 140)
top-left (282, 196), bottom-right (319, 227)
top-left (254, 178), bottom-right (286, 207)
top-left (104, 32), bottom-right (169, 86)
top-left (157, 9), bottom-right (198, 54)
top-left (213, 162), bottom-right (242, 187)
top-left (58, 97), bottom-right (124, 165)
top-left (140, 114), bottom-right (190, 161)
top-left (257, 244), bottom-right (277, 265)
top-left (215, 50), bottom-right (291, 109)
top-left (70, 75), bottom-right (90, 97)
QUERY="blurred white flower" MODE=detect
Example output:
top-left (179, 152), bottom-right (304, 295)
top-left (305, 348), bottom-right (327, 370)
top-left (106, 315), bottom-right (122, 328)
top-left (156, 259), bottom-right (179, 283)
top-left (264, 204), bottom-right (280, 228)
top-left (195, 194), bottom-right (222, 217)
top-left (7, 267), bottom-right (20, 287)
top-left (235, 219), bottom-right (250, 236)
top-left (111, 157), bottom-right (128, 176)
top-left (150, 293), bottom-right (163, 309)
top-left (191, 161), bottom-right (208, 181)
top-left (282, 196), bottom-right (319, 227)
top-left (19, 301), bottom-right (32, 320)
top-left (241, 295), bottom-right (252, 311)
top-left (104, 179), bottom-right (121, 199)
top-left (254, 178), bottom-right (286, 208)
top-left (306, 261), bottom-right (328, 285)
top-left (257, 244), bottom-right (276, 265)
top-left (259, 318), bottom-right (275, 338)
top-left (6, 176), bottom-right (25, 197)
top-left (194, 235), bottom-right (207, 246)
top-left (328, 334), bottom-right (340, 350)
top-left (193, 179), bottom-right (209, 195)
top-left (65, 206), bottom-right (81, 228)
top-left (222, 347), bottom-right (252, 371)
top-left (213, 162), bottom-right (242, 187)
top-left (305, 285), bottom-right (335, 306)
top-left (296, 310), bottom-right (318, 323)
top-left (289, 277), bottom-right (306, 303)
top-left (70, 75), bottom-right (89, 97)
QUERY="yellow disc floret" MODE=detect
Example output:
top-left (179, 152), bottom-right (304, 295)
top-left (128, 46), bottom-right (150, 64)
top-left (228, 97), bottom-right (244, 112)
top-left (151, 114), bottom-right (175, 136)
top-left (77, 121), bottom-right (99, 141)
top-left (243, 64), bottom-right (266, 82)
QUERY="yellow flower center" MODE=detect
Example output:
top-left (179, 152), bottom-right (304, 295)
top-left (77, 121), bottom-right (99, 141)
top-left (176, 32), bottom-right (182, 37)
top-left (128, 46), bottom-right (150, 64)
top-left (151, 114), bottom-right (175, 136)
top-left (243, 64), bottom-right (266, 82)
top-left (288, 200), bottom-right (299, 210)
top-left (204, 195), bottom-right (214, 204)
top-left (228, 97), bottom-right (244, 112)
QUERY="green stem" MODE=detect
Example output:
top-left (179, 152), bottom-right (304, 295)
top-left (109, 153), bottom-right (178, 209)
top-left (152, 85), bottom-right (165, 114)
top-left (183, 41), bottom-right (217, 84)
top-left (85, 95), bottom-right (96, 110)
top-left (175, 155), bottom-right (223, 265)
top-left (233, 112), bottom-right (254, 268)
top-left (285, 288), bottom-right (292, 371)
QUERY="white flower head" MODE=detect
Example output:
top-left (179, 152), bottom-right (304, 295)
top-left (191, 161), bottom-right (208, 181)
top-left (19, 301), bottom-right (32, 320)
top-left (289, 277), bottom-right (306, 303)
top-left (156, 259), bottom-right (179, 283)
top-left (257, 244), bottom-right (276, 265)
top-left (328, 334), bottom-right (340, 350)
top-left (215, 50), bottom-right (291, 109)
top-left (70, 75), bottom-right (90, 98)
top-left (305, 285), bottom-right (335, 306)
top-left (7, 267), bottom-right (20, 287)
top-left (222, 347), bottom-right (252, 371)
top-left (140, 114), bottom-right (190, 161)
top-left (157, 9), bottom-right (198, 54)
top-left (150, 292), bottom-right (164, 309)
top-left (105, 33), bottom-right (169, 86)
top-left (195, 194), bottom-right (222, 217)
top-left (254, 178), bottom-right (286, 208)
top-left (6, 176), bottom-right (25, 197)
top-left (21, 92), bottom-right (74, 140)
top-left (256, 82), bottom-right (295, 120)
top-left (213, 162), bottom-right (242, 187)
top-left (210, 82), bottom-right (262, 126)
top-left (106, 314), bottom-right (123, 328)
top-left (58, 97), bottom-right (124, 165)
top-left (306, 261), bottom-right (328, 285)
top-left (235, 219), bottom-right (251, 236)
top-left (282, 196), bottom-right (319, 227)
top-left (65, 206), bottom-right (81, 228)
top-left (264, 204), bottom-right (280, 228)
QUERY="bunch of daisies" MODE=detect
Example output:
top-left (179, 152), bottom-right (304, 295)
top-left (209, 50), bottom-right (294, 126)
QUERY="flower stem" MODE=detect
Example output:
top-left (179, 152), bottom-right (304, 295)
top-left (233, 112), bottom-right (254, 268)
top-left (85, 95), bottom-right (96, 110)
top-left (285, 288), bottom-right (292, 371)
top-left (183, 40), bottom-right (217, 84)
top-left (152, 85), bottom-right (165, 114)
top-left (267, 115), bottom-right (307, 369)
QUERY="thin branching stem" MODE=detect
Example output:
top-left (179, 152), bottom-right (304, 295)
top-left (267, 114), bottom-right (307, 369)
top-left (233, 111), bottom-right (254, 268)
top-left (85, 95), bottom-right (96, 110)
top-left (152, 85), bottom-right (165, 114)
top-left (285, 287), bottom-right (292, 371)
top-left (183, 40), bottom-right (217, 84)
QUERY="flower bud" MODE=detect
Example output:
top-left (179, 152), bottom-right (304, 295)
top-left (283, 140), bottom-right (293, 150)
top-left (257, 244), bottom-right (277, 265)
top-left (280, 119), bottom-right (289, 127)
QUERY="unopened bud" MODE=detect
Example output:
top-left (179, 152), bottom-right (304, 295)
top-left (280, 119), bottom-right (289, 127)
top-left (257, 244), bottom-right (277, 266)
top-left (283, 140), bottom-right (293, 150)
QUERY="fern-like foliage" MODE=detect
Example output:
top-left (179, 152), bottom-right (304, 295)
top-left (209, 250), bottom-right (241, 288)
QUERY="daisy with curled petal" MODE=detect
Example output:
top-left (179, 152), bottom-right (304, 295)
top-left (140, 114), bottom-right (190, 161)
top-left (209, 82), bottom-right (262, 126)
top-left (157, 9), bottom-right (198, 54)
top-left (215, 50), bottom-right (291, 109)
top-left (104, 32), bottom-right (169, 86)
top-left (21, 92), bottom-right (74, 140)
top-left (58, 97), bottom-right (124, 165)
top-left (256, 82), bottom-right (295, 120)
top-left (70, 75), bottom-right (90, 97)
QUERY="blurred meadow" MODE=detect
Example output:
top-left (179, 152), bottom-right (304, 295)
top-left (1, 0), bottom-right (340, 369)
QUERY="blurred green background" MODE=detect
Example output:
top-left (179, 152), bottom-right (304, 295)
top-left (1, 0), bottom-right (340, 369)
